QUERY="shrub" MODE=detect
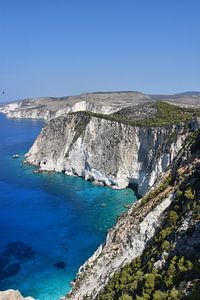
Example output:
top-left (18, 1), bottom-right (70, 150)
top-left (143, 273), bottom-right (156, 291)
top-left (152, 290), bottom-right (168, 300)
top-left (156, 227), bottom-right (172, 242)
top-left (161, 240), bottom-right (170, 251)
top-left (168, 287), bottom-right (180, 299)
top-left (168, 211), bottom-right (179, 226)
top-left (72, 101), bottom-right (200, 128)
top-left (184, 188), bottom-right (195, 200)
top-left (119, 294), bottom-right (132, 300)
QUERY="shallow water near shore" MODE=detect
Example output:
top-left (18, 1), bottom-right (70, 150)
top-left (0, 113), bottom-right (137, 300)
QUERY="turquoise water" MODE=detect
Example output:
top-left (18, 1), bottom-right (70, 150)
top-left (0, 114), bottom-right (137, 300)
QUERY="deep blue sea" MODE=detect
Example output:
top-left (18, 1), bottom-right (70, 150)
top-left (0, 113), bottom-right (137, 300)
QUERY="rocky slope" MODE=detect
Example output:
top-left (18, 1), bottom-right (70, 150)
top-left (0, 289), bottom-right (34, 300)
top-left (64, 178), bottom-right (174, 300)
top-left (96, 130), bottom-right (200, 300)
top-left (152, 91), bottom-right (200, 108)
top-left (1, 91), bottom-right (200, 121)
top-left (64, 130), bottom-right (200, 300)
top-left (0, 92), bottom-right (153, 120)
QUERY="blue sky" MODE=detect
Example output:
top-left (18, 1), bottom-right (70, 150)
top-left (0, 0), bottom-right (199, 101)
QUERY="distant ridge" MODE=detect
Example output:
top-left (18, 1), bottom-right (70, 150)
top-left (1, 90), bottom-right (200, 107)
top-left (85, 91), bottom-right (146, 94)
top-left (151, 91), bottom-right (200, 99)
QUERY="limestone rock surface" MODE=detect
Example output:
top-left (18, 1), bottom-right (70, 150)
top-left (26, 113), bottom-right (189, 195)
top-left (0, 290), bottom-right (34, 300)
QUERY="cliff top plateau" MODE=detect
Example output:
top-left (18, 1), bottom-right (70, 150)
top-left (1, 91), bottom-right (200, 121)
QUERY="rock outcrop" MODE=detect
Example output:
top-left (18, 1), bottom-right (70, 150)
top-left (25, 112), bottom-right (189, 195)
top-left (0, 289), bottom-right (34, 300)
top-left (64, 189), bottom-right (174, 299)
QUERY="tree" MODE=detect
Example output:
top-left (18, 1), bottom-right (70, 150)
top-left (184, 188), bottom-right (194, 200)
top-left (153, 290), bottom-right (168, 300)
top-left (168, 211), bottom-right (178, 226)
top-left (119, 294), bottom-right (132, 300)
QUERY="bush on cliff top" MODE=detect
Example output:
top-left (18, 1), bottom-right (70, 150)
top-left (71, 101), bottom-right (200, 127)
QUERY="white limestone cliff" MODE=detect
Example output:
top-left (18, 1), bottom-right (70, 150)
top-left (25, 113), bottom-right (189, 195)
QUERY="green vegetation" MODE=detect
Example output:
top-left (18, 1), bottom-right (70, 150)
top-left (119, 295), bottom-right (132, 300)
top-left (97, 132), bottom-right (200, 300)
top-left (168, 211), bottom-right (178, 226)
top-left (71, 101), bottom-right (200, 127)
top-left (184, 188), bottom-right (195, 200)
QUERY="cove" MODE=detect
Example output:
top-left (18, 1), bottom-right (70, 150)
top-left (0, 114), bottom-right (137, 300)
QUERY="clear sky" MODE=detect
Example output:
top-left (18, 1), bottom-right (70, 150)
top-left (0, 0), bottom-right (199, 101)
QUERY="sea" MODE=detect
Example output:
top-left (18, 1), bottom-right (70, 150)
top-left (0, 113), bottom-right (137, 300)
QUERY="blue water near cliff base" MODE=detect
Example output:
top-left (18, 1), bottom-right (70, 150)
top-left (0, 113), bottom-right (137, 300)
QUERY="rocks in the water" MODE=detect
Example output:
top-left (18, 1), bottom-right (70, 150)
top-left (0, 289), bottom-right (35, 300)
top-left (0, 241), bottom-right (35, 281)
top-left (3, 241), bottom-right (35, 261)
top-left (54, 261), bottom-right (66, 269)
top-left (100, 203), bottom-right (107, 207)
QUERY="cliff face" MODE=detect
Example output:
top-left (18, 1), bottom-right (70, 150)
top-left (0, 92), bottom-right (153, 120)
top-left (64, 131), bottom-right (200, 300)
top-left (26, 113), bottom-right (189, 196)
top-left (64, 187), bottom-right (174, 300)
top-left (0, 99), bottom-right (116, 120)
top-left (96, 130), bottom-right (200, 300)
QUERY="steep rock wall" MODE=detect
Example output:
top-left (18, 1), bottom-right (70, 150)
top-left (25, 113), bottom-right (189, 195)
top-left (0, 101), bottom-right (117, 120)
top-left (63, 190), bottom-right (174, 299)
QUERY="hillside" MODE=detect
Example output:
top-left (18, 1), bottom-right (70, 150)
top-left (0, 92), bottom-right (200, 300)
top-left (1, 91), bottom-right (200, 121)
top-left (152, 92), bottom-right (200, 108)
top-left (64, 129), bottom-right (200, 299)
top-left (0, 92), bottom-right (152, 120)
top-left (97, 130), bottom-right (200, 300)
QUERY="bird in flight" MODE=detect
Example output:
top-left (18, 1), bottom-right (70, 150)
top-left (1, 90), bottom-right (5, 95)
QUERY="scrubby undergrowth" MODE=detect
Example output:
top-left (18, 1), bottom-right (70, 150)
top-left (96, 131), bottom-right (200, 300)
top-left (71, 101), bottom-right (200, 127)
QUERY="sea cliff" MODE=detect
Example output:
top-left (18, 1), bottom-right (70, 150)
top-left (25, 112), bottom-right (191, 196)
top-left (1, 94), bottom-right (200, 299)
top-left (65, 130), bottom-right (200, 300)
